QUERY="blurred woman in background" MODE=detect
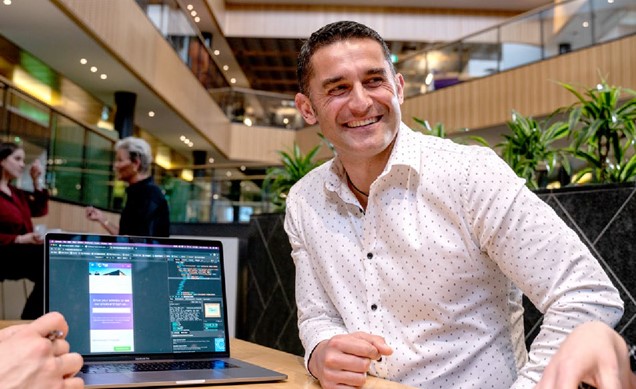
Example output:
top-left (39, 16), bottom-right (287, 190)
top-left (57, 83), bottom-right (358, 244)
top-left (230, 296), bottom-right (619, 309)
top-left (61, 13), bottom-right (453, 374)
top-left (0, 141), bottom-right (48, 319)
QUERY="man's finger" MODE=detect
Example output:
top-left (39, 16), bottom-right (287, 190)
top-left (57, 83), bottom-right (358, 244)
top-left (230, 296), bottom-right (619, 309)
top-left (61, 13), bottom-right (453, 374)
top-left (594, 373), bottom-right (623, 389)
top-left (351, 332), bottom-right (393, 356)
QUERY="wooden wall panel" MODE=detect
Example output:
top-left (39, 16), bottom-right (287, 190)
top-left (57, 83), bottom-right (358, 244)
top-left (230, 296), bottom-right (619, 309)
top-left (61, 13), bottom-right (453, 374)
top-left (401, 34), bottom-right (636, 133)
top-left (228, 123), bottom-right (296, 163)
top-left (222, 4), bottom-right (512, 41)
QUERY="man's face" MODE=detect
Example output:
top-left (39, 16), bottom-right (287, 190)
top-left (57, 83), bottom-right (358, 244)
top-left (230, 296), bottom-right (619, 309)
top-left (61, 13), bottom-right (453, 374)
top-left (295, 38), bottom-right (405, 161)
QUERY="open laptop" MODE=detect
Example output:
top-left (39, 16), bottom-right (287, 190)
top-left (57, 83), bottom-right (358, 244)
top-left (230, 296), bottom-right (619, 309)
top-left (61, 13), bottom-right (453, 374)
top-left (45, 232), bottom-right (287, 388)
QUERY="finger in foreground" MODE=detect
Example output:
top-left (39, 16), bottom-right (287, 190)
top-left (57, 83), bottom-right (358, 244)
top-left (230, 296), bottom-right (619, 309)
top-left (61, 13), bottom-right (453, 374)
top-left (51, 339), bottom-right (71, 357)
top-left (63, 376), bottom-right (84, 389)
top-left (29, 312), bottom-right (69, 339)
top-left (58, 353), bottom-right (84, 377)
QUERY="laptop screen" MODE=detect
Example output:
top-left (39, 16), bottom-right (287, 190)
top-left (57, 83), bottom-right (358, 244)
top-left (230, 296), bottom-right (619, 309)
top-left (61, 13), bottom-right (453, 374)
top-left (46, 233), bottom-right (230, 360)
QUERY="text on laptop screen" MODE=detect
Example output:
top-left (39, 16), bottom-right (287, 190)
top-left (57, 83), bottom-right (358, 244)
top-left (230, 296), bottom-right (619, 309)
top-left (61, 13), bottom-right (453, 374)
top-left (47, 237), bottom-right (228, 357)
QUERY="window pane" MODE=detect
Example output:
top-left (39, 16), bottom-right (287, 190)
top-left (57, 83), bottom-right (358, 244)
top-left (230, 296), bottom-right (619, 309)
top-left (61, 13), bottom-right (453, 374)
top-left (84, 132), bottom-right (114, 209)
top-left (48, 113), bottom-right (85, 203)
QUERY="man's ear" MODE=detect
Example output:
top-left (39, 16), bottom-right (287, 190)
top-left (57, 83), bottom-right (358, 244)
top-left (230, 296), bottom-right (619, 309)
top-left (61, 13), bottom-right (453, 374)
top-left (395, 73), bottom-right (405, 105)
top-left (295, 93), bottom-right (317, 125)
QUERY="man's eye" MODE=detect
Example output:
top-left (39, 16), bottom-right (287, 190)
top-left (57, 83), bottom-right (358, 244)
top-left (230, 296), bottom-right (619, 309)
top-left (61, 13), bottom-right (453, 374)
top-left (329, 85), bottom-right (347, 95)
top-left (366, 78), bottom-right (383, 87)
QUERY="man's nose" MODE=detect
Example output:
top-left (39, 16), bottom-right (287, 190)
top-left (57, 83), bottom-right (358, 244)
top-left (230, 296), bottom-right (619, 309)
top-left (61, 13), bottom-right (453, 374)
top-left (348, 84), bottom-right (372, 114)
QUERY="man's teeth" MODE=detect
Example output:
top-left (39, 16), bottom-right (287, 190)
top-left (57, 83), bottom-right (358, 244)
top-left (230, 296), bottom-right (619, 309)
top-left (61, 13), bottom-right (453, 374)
top-left (347, 118), bottom-right (378, 128)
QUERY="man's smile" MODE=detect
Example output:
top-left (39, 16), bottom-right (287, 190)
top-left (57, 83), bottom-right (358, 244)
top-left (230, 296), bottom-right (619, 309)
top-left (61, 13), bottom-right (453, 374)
top-left (345, 116), bottom-right (381, 128)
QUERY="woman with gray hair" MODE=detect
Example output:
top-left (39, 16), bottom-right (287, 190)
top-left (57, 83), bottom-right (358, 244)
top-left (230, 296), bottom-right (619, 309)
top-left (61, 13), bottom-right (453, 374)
top-left (86, 136), bottom-right (170, 237)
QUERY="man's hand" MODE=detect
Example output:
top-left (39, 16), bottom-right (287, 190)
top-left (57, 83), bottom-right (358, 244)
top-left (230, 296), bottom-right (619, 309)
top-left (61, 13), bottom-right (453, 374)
top-left (536, 321), bottom-right (636, 389)
top-left (0, 312), bottom-right (84, 389)
top-left (308, 332), bottom-right (393, 389)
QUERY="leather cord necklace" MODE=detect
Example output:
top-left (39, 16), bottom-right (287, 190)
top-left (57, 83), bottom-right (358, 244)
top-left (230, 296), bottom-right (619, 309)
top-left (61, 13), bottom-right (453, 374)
top-left (345, 171), bottom-right (369, 197)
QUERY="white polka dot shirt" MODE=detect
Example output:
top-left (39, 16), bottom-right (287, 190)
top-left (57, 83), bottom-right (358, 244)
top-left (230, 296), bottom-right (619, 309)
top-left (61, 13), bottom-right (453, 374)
top-left (284, 123), bottom-right (623, 388)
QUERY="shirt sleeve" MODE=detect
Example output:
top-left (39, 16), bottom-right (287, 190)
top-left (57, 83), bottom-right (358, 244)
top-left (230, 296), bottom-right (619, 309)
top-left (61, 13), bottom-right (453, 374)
top-left (462, 148), bottom-right (624, 388)
top-left (284, 191), bottom-right (349, 371)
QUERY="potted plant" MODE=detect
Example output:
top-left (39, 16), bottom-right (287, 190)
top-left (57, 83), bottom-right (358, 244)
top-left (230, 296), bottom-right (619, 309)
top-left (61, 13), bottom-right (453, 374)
top-left (412, 117), bottom-right (489, 146)
top-left (496, 110), bottom-right (570, 189)
top-left (244, 141), bottom-right (327, 356)
top-left (561, 79), bottom-right (636, 184)
top-left (262, 142), bottom-right (324, 211)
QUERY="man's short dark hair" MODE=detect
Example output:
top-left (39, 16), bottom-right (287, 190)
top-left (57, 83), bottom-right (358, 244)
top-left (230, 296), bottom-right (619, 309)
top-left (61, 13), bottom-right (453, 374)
top-left (297, 20), bottom-right (394, 95)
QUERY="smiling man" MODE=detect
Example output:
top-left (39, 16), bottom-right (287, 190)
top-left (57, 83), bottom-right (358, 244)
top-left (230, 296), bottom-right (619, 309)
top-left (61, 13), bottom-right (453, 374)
top-left (284, 21), bottom-right (623, 389)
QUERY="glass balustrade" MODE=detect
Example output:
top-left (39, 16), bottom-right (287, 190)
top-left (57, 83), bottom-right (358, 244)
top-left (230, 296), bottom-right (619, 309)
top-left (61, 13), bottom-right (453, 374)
top-left (397, 0), bottom-right (636, 98)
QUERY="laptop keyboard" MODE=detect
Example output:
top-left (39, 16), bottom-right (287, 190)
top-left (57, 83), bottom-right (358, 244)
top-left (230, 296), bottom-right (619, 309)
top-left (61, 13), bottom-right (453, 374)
top-left (81, 359), bottom-right (237, 374)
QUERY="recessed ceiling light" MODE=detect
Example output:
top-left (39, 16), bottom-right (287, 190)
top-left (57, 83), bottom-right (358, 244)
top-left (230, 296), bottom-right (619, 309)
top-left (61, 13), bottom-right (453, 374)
top-left (186, 4), bottom-right (193, 10)
top-left (240, 165), bottom-right (246, 171)
top-left (230, 78), bottom-right (237, 84)
top-left (148, 111), bottom-right (155, 117)
top-left (190, 10), bottom-right (197, 16)
top-left (3, 0), bottom-right (12, 5)
top-left (213, 50), bottom-right (220, 56)
top-left (582, 21), bottom-right (589, 28)
top-left (222, 65), bottom-right (229, 71)
top-left (90, 66), bottom-right (98, 73)
top-left (194, 16), bottom-right (200, 23)
top-left (100, 74), bottom-right (107, 80)
top-left (80, 58), bottom-right (87, 65)
top-left (180, 135), bottom-right (186, 141)
top-left (208, 157), bottom-right (215, 163)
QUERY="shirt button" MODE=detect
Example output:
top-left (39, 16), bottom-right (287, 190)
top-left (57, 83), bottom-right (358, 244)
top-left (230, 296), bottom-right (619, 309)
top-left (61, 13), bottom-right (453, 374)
top-left (367, 252), bottom-right (373, 259)
top-left (371, 304), bottom-right (377, 311)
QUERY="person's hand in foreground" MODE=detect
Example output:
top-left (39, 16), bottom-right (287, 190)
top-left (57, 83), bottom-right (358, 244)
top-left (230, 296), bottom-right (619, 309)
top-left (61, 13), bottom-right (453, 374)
top-left (0, 311), bottom-right (84, 389)
top-left (309, 332), bottom-right (393, 389)
top-left (536, 321), bottom-right (636, 389)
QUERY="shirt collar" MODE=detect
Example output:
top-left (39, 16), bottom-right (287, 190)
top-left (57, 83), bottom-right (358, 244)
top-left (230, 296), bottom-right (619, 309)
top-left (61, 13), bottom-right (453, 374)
top-left (126, 176), bottom-right (153, 193)
top-left (325, 122), bottom-right (422, 196)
